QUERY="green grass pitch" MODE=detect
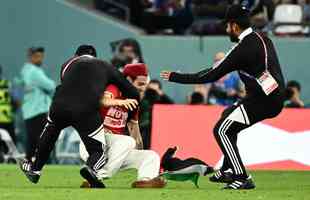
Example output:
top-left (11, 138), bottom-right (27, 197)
top-left (0, 165), bottom-right (309, 200)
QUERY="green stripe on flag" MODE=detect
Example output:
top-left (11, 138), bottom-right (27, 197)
top-left (161, 172), bottom-right (200, 188)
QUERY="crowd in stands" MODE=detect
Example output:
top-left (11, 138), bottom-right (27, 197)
top-left (0, 38), bottom-right (307, 163)
top-left (92, 0), bottom-right (310, 35)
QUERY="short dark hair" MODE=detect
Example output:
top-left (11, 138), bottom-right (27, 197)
top-left (190, 92), bottom-right (204, 105)
top-left (119, 39), bottom-right (137, 52)
top-left (28, 47), bottom-right (45, 56)
top-left (287, 80), bottom-right (301, 91)
top-left (149, 79), bottom-right (162, 89)
top-left (75, 45), bottom-right (97, 57)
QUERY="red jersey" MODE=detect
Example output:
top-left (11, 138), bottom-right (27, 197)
top-left (100, 84), bottom-right (139, 134)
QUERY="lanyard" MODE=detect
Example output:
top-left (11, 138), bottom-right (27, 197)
top-left (239, 32), bottom-right (269, 78)
top-left (254, 31), bottom-right (268, 71)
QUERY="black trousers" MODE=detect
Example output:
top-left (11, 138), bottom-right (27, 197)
top-left (25, 113), bottom-right (47, 160)
top-left (32, 102), bottom-right (107, 173)
top-left (213, 97), bottom-right (282, 178)
top-left (0, 122), bottom-right (16, 144)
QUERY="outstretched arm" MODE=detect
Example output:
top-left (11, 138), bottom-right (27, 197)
top-left (161, 43), bottom-right (245, 84)
top-left (161, 68), bottom-right (215, 84)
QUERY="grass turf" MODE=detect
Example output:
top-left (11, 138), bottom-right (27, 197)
top-left (0, 164), bottom-right (309, 200)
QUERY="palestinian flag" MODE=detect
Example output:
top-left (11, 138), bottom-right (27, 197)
top-left (161, 171), bottom-right (200, 188)
top-left (160, 147), bottom-right (214, 187)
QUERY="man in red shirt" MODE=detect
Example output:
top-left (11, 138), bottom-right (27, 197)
top-left (80, 63), bottom-right (165, 188)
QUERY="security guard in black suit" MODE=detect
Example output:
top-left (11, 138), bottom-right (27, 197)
top-left (161, 4), bottom-right (285, 189)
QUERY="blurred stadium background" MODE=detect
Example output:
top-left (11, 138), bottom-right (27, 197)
top-left (0, 0), bottom-right (310, 198)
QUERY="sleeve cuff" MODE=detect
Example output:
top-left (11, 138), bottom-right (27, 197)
top-left (169, 72), bottom-right (177, 82)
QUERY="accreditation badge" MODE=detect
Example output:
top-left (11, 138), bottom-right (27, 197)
top-left (257, 70), bottom-right (279, 95)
